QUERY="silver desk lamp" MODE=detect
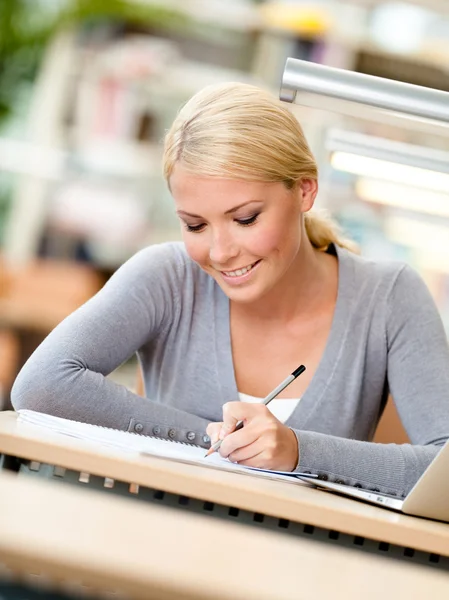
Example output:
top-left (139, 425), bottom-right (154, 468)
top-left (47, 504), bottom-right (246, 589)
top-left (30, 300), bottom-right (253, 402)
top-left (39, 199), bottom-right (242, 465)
top-left (279, 57), bottom-right (449, 135)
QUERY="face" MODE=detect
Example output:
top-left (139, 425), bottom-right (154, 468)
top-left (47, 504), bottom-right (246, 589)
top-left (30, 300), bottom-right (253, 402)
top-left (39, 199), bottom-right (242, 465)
top-left (170, 164), bottom-right (316, 304)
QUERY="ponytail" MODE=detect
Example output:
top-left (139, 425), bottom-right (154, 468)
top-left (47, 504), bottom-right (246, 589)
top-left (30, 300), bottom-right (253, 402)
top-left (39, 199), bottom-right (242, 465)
top-left (304, 210), bottom-right (359, 254)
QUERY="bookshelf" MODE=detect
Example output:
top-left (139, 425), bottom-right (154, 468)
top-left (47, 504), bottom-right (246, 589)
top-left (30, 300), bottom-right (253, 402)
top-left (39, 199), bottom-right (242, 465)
top-left (2, 14), bottom-right (264, 272)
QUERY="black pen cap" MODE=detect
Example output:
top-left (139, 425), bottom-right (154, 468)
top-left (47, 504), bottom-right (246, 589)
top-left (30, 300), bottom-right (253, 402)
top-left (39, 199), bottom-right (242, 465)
top-left (292, 365), bottom-right (306, 378)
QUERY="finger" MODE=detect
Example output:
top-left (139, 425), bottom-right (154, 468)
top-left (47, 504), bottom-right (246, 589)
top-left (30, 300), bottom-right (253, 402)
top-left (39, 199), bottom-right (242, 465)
top-left (227, 436), bottom-right (267, 464)
top-left (206, 422), bottom-right (223, 444)
top-left (221, 401), bottom-right (267, 439)
top-left (234, 451), bottom-right (267, 469)
top-left (219, 423), bottom-right (260, 458)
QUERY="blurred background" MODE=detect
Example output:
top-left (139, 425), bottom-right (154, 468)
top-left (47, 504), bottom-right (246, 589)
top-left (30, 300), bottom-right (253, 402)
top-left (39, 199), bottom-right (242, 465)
top-left (1, 0), bottom-right (449, 407)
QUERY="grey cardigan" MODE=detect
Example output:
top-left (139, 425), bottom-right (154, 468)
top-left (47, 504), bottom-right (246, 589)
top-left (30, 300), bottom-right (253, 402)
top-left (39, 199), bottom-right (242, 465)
top-left (11, 242), bottom-right (449, 498)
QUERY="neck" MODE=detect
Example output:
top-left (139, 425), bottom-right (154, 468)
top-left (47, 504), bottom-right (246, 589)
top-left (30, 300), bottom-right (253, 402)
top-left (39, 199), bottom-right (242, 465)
top-left (231, 237), bottom-right (338, 325)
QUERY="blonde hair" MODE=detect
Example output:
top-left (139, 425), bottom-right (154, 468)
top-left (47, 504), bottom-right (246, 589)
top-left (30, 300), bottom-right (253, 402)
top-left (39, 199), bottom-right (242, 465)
top-left (163, 81), bottom-right (356, 253)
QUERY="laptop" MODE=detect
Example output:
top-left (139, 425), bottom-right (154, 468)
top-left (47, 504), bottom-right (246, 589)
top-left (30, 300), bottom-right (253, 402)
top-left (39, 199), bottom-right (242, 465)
top-left (297, 440), bottom-right (449, 522)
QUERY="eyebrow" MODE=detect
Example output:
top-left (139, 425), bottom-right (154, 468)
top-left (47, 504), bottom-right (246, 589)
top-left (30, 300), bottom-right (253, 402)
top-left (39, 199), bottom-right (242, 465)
top-left (176, 200), bottom-right (264, 219)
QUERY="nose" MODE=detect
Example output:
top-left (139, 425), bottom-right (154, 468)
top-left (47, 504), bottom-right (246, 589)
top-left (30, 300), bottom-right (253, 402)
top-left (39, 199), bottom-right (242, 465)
top-left (209, 228), bottom-right (238, 266)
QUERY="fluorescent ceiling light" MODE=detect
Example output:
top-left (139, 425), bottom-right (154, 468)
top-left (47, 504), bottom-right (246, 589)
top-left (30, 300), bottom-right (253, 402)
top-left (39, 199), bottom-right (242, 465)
top-left (333, 153), bottom-right (449, 194)
top-left (326, 129), bottom-right (449, 175)
top-left (384, 215), bottom-right (449, 274)
top-left (355, 178), bottom-right (449, 218)
top-left (385, 216), bottom-right (449, 251)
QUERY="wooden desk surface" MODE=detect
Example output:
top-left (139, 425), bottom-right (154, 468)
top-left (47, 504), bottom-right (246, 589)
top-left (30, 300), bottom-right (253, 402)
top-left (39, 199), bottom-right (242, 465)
top-left (1, 471), bottom-right (448, 600)
top-left (1, 411), bottom-right (449, 557)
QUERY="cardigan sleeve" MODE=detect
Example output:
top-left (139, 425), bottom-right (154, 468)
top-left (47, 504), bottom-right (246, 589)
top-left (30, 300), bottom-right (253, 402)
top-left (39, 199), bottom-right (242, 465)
top-left (295, 264), bottom-right (449, 497)
top-left (11, 244), bottom-right (211, 447)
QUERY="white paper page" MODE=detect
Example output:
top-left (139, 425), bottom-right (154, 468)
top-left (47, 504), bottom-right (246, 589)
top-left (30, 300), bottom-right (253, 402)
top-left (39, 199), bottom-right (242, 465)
top-left (17, 410), bottom-right (313, 483)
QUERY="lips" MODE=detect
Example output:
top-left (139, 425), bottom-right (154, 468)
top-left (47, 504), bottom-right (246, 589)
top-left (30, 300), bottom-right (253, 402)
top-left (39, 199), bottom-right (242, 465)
top-left (218, 259), bottom-right (262, 285)
top-left (221, 260), bottom-right (260, 277)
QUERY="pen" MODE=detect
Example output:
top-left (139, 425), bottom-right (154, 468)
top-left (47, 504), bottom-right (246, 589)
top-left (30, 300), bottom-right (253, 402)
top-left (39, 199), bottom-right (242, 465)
top-left (204, 364), bottom-right (306, 458)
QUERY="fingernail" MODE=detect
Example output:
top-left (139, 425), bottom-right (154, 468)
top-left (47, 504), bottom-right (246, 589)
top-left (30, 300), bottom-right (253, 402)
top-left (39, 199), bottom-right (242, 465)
top-left (219, 428), bottom-right (226, 440)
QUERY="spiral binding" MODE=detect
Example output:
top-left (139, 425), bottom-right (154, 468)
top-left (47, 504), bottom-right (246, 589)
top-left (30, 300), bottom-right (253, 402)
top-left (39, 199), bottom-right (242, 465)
top-left (17, 410), bottom-right (203, 451)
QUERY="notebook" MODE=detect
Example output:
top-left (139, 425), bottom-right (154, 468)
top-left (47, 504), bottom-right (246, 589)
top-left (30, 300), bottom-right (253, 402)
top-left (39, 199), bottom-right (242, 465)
top-left (298, 439), bottom-right (449, 522)
top-left (17, 410), bottom-right (316, 485)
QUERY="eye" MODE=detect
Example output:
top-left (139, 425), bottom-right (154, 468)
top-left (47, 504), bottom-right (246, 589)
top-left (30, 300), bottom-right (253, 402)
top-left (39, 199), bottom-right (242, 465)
top-left (236, 213), bottom-right (259, 226)
top-left (184, 222), bottom-right (206, 233)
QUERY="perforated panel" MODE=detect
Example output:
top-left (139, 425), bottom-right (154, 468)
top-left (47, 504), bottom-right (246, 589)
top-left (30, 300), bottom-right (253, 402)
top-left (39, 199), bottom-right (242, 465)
top-left (6, 455), bottom-right (448, 572)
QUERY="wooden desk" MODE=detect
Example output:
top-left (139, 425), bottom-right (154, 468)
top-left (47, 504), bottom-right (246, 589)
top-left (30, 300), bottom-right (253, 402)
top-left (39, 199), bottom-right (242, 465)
top-left (0, 411), bottom-right (449, 562)
top-left (1, 470), bottom-right (449, 600)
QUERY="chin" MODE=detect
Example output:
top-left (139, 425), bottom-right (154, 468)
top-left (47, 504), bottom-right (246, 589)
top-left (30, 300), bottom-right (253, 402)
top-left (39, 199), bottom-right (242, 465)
top-left (218, 281), bottom-right (267, 304)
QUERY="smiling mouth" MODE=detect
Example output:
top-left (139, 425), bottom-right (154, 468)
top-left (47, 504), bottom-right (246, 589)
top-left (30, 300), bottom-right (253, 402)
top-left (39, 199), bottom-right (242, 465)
top-left (221, 260), bottom-right (260, 277)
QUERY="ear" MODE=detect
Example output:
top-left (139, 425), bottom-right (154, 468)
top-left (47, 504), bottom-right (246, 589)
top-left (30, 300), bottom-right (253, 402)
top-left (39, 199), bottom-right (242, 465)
top-left (296, 178), bottom-right (318, 212)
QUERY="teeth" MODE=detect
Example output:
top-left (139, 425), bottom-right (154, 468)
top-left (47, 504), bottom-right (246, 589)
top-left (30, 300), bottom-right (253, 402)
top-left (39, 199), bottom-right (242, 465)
top-left (223, 262), bottom-right (257, 277)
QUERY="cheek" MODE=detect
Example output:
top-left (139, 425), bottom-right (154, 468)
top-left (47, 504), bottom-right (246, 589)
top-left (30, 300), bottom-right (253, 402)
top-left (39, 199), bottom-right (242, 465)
top-left (250, 227), bottom-right (280, 256)
top-left (182, 233), bottom-right (209, 266)
top-left (251, 216), bottom-right (301, 257)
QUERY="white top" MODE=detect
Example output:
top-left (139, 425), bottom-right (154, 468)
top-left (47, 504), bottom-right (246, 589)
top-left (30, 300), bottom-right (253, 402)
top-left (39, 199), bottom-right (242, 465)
top-left (238, 393), bottom-right (301, 423)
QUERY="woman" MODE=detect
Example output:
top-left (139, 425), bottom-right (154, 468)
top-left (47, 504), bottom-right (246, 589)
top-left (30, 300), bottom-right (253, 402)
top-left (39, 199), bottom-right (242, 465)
top-left (11, 82), bottom-right (449, 498)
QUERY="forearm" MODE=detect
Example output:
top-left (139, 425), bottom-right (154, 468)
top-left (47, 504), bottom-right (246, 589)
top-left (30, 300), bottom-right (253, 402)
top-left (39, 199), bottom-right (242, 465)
top-left (293, 429), bottom-right (442, 497)
top-left (11, 361), bottom-right (211, 448)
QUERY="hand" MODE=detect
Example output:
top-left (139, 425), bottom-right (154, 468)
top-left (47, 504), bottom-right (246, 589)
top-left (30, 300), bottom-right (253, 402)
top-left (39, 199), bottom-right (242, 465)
top-left (206, 402), bottom-right (299, 472)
